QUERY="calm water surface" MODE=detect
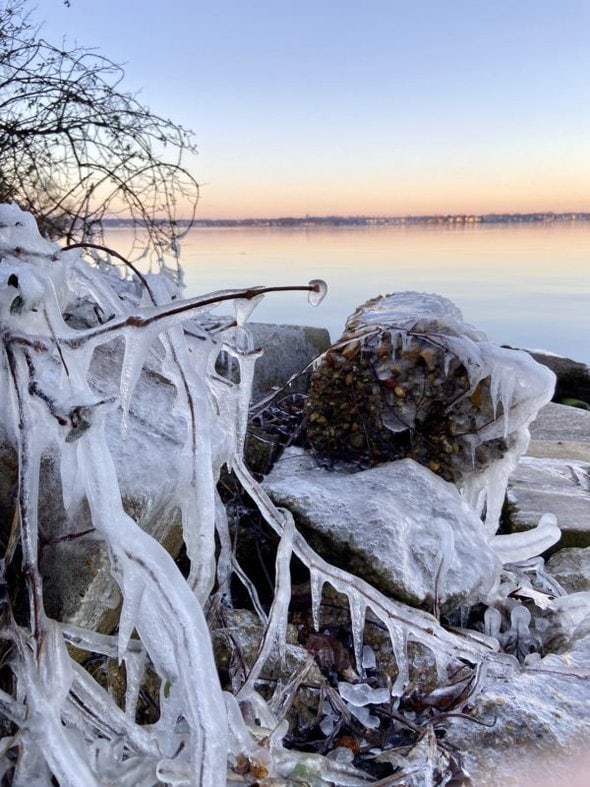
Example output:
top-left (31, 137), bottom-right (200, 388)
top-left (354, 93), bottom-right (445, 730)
top-left (112, 223), bottom-right (590, 363)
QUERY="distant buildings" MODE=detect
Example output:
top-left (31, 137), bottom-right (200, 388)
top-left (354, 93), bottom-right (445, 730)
top-left (189, 212), bottom-right (590, 228)
top-left (104, 212), bottom-right (590, 229)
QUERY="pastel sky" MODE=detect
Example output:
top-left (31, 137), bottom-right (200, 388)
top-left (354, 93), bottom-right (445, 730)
top-left (33, 0), bottom-right (590, 218)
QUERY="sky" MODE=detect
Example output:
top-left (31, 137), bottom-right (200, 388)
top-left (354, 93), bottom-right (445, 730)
top-left (30, 0), bottom-right (590, 219)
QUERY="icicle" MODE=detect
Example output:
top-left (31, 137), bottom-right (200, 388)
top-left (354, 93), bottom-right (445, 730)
top-left (123, 648), bottom-right (146, 719)
top-left (310, 569), bottom-right (325, 632)
top-left (348, 593), bottom-right (367, 676)
top-left (401, 330), bottom-right (414, 353)
top-left (119, 327), bottom-right (159, 434)
top-left (432, 517), bottom-right (454, 616)
top-left (362, 645), bottom-right (376, 671)
top-left (234, 294), bottom-right (264, 327)
top-left (116, 559), bottom-right (148, 664)
top-left (237, 512), bottom-right (295, 700)
top-left (385, 622), bottom-right (409, 698)
top-left (484, 607), bottom-right (503, 640)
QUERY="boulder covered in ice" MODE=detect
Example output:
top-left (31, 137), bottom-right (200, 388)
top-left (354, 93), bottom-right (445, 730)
top-left (305, 291), bottom-right (556, 536)
top-left (263, 448), bottom-right (501, 612)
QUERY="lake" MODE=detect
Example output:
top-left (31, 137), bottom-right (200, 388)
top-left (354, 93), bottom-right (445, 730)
top-left (110, 222), bottom-right (590, 364)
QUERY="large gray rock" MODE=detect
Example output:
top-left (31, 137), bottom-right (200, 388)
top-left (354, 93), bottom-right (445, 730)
top-left (444, 629), bottom-right (590, 785)
top-left (263, 448), bottom-right (501, 612)
top-left (506, 457), bottom-right (590, 549)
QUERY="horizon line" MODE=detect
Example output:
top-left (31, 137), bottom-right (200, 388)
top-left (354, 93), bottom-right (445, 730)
top-left (105, 210), bottom-right (590, 226)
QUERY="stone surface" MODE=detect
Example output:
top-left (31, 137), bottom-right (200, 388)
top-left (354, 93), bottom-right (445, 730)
top-left (444, 629), bottom-right (590, 785)
top-left (529, 402), bottom-right (590, 443)
top-left (505, 457), bottom-right (590, 549)
top-left (527, 401), bottom-right (590, 462)
top-left (546, 547), bottom-right (590, 594)
top-left (249, 322), bottom-right (331, 400)
top-left (263, 448), bottom-right (501, 612)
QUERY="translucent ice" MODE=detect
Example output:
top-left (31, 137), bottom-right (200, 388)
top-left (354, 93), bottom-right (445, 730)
top-left (490, 513), bottom-right (561, 564)
top-left (307, 278), bottom-right (328, 306)
top-left (338, 682), bottom-right (390, 707)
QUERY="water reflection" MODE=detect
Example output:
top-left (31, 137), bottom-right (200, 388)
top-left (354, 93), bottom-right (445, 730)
top-left (106, 223), bottom-right (590, 363)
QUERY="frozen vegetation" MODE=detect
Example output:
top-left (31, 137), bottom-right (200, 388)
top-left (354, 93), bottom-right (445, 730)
top-left (0, 203), bottom-right (589, 785)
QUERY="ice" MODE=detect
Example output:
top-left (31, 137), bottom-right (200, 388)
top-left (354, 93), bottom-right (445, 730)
top-left (307, 278), bottom-right (328, 306)
top-left (2, 206), bottom-right (555, 784)
top-left (503, 605), bottom-right (535, 661)
top-left (362, 645), bottom-right (376, 671)
top-left (348, 704), bottom-right (380, 729)
top-left (118, 327), bottom-right (160, 434)
top-left (338, 682), bottom-right (390, 707)
top-left (348, 594), bottom-right (367, 674)
top-left (238, 513), bottom-right (295, 699)
top-left (490, 513), bottom-right (561, 564)
top-left (484, 607), bottom-right (503, 640)
top-left (310, 568), bottom-right (325, 632)
top-left (320, 714), bottom-right (337, 736)
top-left (234, 293), bottom-right (264, 327)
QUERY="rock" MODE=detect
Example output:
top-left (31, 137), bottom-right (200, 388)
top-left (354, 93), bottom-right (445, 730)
top-left (263, 448), bottom-right (501, 612)
top-left (546, 548), bottom-right (590, 594)
top-left (444, 630), bottom-right (590, 785)
top-left (210, 606), bottom-right (311, 682)
top-left (215, 322), bottom-right (331, 402)
top-left (305, 292), bottom-right (554, 490)
top-left (505, 457), bottom-right (590, 549)
top-left (528, 350), bottom-right (590, 408)
top-left (526, 402), bottom-right (590, 462)
top-left (249, 322), bottom-right (331, 401)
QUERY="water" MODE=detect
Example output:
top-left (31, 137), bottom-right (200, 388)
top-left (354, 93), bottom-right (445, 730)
top-left (110, 222), bottom-right (590, 363)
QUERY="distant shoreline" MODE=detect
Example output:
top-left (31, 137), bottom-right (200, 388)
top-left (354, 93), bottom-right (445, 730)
top-left (104, 212), bottom-right (590, 229)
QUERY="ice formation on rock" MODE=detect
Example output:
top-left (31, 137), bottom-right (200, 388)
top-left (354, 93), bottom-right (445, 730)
top-left (306, 291), bottom-right (558, 562)
top-left (0, 205), bottom-right (576, 785)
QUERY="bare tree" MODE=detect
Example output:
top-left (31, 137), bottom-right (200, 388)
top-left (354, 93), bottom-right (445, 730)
top-left (0, 0), bottom-right (199, 260)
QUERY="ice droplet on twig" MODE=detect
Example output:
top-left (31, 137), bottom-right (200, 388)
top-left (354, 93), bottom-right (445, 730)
top-left (307, 279), bottom-right (327, 306)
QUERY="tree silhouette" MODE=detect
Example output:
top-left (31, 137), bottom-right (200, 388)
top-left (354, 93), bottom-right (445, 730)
top-left (0, 0), bottom-right (199, 260)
